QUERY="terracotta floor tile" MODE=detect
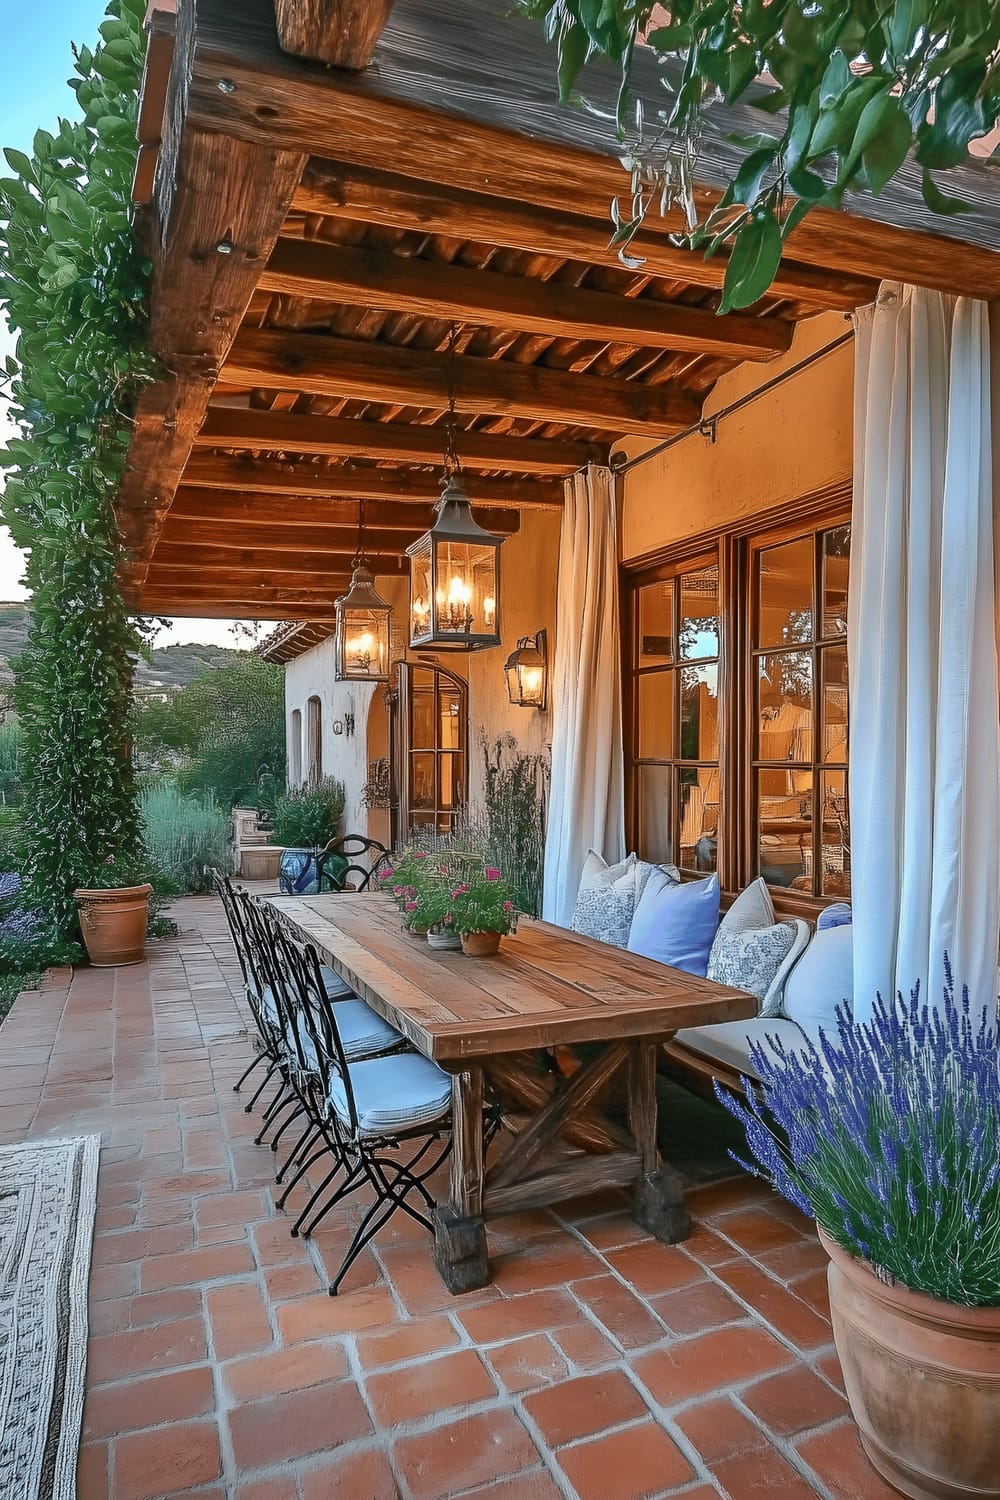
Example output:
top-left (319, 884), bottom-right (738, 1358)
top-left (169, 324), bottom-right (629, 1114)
top-left (573, 1274), bottom-right (668, 1351)
top-left (459, 1288), bottom-right (584, 1344)
top-left (712, 1445), bottom-right (822, 1499)
top-left (652, 1279), bottom-right (748, 1337)
top-left (263, 1261), bottom-right (324, 1302)
top-left (276, 1285), bottom-right (398, 1341)
top-left (791, 1267), bottom-right (833, 1319)
top-left (128, 1288), bottom-right (202, 1328)
top-left (83, 1365), bottom-right (214, 1439)
top-left (713, 1261), bottom-right (833, 1351)
top-left (575, 1212), bottom-right (654, 1253)
top-left (139, 1242), bottom-right (254, 1292)
top-left (633, 1325), bottom-right (796, 1408)
top-left (227, 1380), bottom-right (372, 1471)
top-left (88, 1318), bottom-right (208, 1384)
top-left (112, 1419), bottom-right (222, 1500)
top-left (222, 1340), bottom-right (349, 1401)
top-left (556, 1420), bottom-right (695, 1499)
top-left (452, 1473), bottom-right (565, 1500)
top-left (741, 1365), bottom-right (848, 1436)
top-left (487, 1332), bottom-right (571, 1393)
top-left (76, 1440), bottom-right (110, 1500)
top-left (490, 1235), bottom-right (604, 1294)
top-left (711, 1207), bottom-right (808, 1255)
top-left (523, 1369), bottom-right (650, 1447)
top-left (814, 1349), bottom-right (847, 1394)
top-left (795, 1420), bottom-right (902, 1500)
top-left (356, 1312), bottom-right (462, 1370)
top-left (300, 1447), bottom-right (401, 1500)
top-left (368, 1348), bottom-right (496, 1426)
top-left (232, 1479), bottom-right (300, 1500)
top-left (206, 1278), bottom-right (273, 1359)
top-left (672, 1396), bottom-right (768, 1463)
top-left (550, 1319), bottom-right (621, 1371)
top-left (604, 1240), bottom-right (706, 1297)
top-left (393, 1408), bottom-right (541, 1499)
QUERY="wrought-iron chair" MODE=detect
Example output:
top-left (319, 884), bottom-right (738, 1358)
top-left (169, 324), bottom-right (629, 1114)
top-left (315, 834), bottom-right (389, 893)
top-left (213, 870), bottom-right (285, 1109)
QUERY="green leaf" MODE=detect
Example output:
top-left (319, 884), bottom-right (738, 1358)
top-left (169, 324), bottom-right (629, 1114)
top-left (917, 60), bottom-right (987, 169)
top-left (719, 209), bottom-right (783, 312)
top-left (556, 18), bottom-right (590, 103)
top-left (858, 97), bottom-right (914, 195)
top-left (4, 148), bottom-right (36, 184)
top-left (920, 168), bottom-right (972, 215)
top-left (729, 146), bottom-right (778, 208)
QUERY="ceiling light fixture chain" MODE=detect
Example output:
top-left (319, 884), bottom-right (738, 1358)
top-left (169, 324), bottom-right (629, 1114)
top-left (353, 497), bottom-right (366, 570)
top-left (443, 321), bottom-right (463, 482)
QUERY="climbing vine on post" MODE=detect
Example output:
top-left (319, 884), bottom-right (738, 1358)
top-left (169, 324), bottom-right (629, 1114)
top-left (517, 1), bottom-right (999, 309)
top-left (0, 0), bottom-right (153, 940)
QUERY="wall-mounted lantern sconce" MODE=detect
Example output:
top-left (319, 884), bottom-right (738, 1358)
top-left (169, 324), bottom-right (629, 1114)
top-left (504, 629), bottom-right (547, 710)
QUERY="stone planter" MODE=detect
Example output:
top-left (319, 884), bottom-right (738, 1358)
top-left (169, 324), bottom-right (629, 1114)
top-left (820, 1226), bottom-right (1000, 1499)
top-left (460, 930), bottom-right (502, 957)
top-left (240, 845), bottom-right (283, 882)
top-left (74, 884), bottom-right (152, 967)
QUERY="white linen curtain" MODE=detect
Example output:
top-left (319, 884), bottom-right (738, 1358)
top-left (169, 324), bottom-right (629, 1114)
top-left (542, 464), bottom-right (626, 925)
top-left (849, 284), bottom-right (999, 1020)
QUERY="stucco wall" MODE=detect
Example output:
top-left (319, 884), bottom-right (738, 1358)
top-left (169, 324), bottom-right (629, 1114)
top-left (617, 311), bottom-right (854, 559)
top-left (283, 637), bottom-right (382, 837)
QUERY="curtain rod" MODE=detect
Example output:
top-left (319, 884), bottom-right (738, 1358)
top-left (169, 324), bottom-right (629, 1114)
top-left (611, 325), bottom-right (856, 476)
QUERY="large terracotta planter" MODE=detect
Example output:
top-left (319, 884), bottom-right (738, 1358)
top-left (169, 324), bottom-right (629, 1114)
top-left (820, 1226), bottom-right (1000, 1499)
top-left (460, 930), bottom-right (502, 957)
top-left (74, 884), bottom-right (152, 967)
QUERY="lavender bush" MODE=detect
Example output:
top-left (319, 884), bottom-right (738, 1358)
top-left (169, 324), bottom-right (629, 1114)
top-left (717, 970), bottom-right (1000, 1307)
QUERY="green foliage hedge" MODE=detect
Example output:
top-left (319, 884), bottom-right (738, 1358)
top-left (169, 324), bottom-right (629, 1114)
top-left (271, 779), bottom-right (346, 850)
top-left (140, 779), bottom-right (232, 894)
top-left (0, 0), bottom-right (153, 940)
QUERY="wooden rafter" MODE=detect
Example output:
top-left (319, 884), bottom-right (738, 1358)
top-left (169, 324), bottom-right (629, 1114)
top-left (193, 407), bottom-right (602, 473)
top-left (146, 566), bottom-right (392, 593)
top-left (223, 328), bottom-right (701, 437)
top-left (258, 240), bottom-right (795, 360)
top-left (290, 163), bottom-right (879, 313)
top-left (157, 519), bottom-right (446, 555)
top-left (139, 594), bottom-right (338, 620)
top-left (165, 491), bottom-right (522, 533)
top-left (148, 545), bottom-right (408, 574)
top-left (273, 0), bottom-right (396, 67)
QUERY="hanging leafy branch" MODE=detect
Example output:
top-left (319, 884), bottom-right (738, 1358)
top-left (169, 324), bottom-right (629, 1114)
top-left (517, 1), bottom-right (1000, 309)
top-left (0, 0), bottom-right (154, 939)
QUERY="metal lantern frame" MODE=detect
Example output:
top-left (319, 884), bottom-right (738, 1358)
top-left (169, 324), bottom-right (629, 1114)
top-left (333, 558), bottom-right (393, 682)
top-left (504, 628), bottom-right (548, 710)
top-left (406, 475), bottom-right (504, 651)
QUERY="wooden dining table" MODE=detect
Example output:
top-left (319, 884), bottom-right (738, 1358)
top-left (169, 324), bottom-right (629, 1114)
top-left (268, 893), bottom-right (755, 1292)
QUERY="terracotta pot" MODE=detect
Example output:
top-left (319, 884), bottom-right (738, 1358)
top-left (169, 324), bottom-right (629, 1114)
top-left (74, 884), bottom-right (152, 967)
top-left (819, 1226), bottom-right (1000, 1499)
top-left (460, 930), bottom-right (502, 957)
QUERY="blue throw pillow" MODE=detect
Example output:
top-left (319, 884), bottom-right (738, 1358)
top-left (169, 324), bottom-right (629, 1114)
top-left (627, 869), bottom-right (720, 975)
top-left (817, 902), bottom-right (852, 931)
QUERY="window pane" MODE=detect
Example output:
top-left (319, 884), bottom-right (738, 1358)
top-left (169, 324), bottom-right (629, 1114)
top-left (822, 645), bottom-right (849, 763)
top-left (757, 653), bottom-right (813, 763)
top-left (679, 565), bottom-right (720, 660)
top-left (637, 764), bottom-right (673, 865)
top-left (439, 687), bottom-right (463, 749)
top-left (411, 688), bottom-right (435, 749)
top-left (410, 753), bottom-right (435, 809)
top-left (439, 752), bottom-right (463, 810)
top-left (821, 771), bottom-right (850, 897)
top-left (757, 537), bottom-right (814, 648)
top-left (822, 524), bottom-right (851, 638)
top-left (680, 665), bottom-right (719, 761)
top-left (758, 770), bottom-right (812, 889)
top-left (679, 766), bottom-right (718, 872)
top-left (638, 581), bottom-right (674, 666)
top-left (638, 672), bottom-right (674, 760)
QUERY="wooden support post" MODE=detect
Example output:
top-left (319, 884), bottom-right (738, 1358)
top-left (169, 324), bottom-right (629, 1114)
top-left (628, 1040), bottom-right (691, 1243)
top-left (433, 1069), bottom-right (489, 1294)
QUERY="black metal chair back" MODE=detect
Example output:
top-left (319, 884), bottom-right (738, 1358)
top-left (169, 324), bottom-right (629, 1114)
top-left (317, 835), bottom-right (389, 893)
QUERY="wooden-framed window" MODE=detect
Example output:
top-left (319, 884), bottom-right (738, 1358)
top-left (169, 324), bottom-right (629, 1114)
top-left (289, 708), bottom-right (302, 785)
top-left (624, 490), bottom-right (851, 906)
top-left (625, 554), bottom-right (722, 875)
top-left (395, 662), bottom-right (467, 837)
top-left (306, 696), bottom-right (322, 784)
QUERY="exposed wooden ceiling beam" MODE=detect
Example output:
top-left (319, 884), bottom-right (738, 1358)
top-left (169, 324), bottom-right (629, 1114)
top-left (179, 452), bottom-right (562, 506)
top-left (194, 406), bottom-right (601, 473)
top-left (139, 593), bottom-right (337, 621)
top-left (258, 240), bottom-right (795, 360)
top-left (223, 328), bottom-right (701, 438)
top-left (291, 164), bottom-right (879, 310)
top-left (159, 518), bottom-right (435, 554)
top-left (151, 540), bottom-right (409, 571)
top-left (166, 490), bottom-right (522, 533)
top-left (273, 0), bottom-right (396, 67)
top-left (147, 563), bottom-right (393, 591)
top-left (182, 0), bottom-right (1000, 299)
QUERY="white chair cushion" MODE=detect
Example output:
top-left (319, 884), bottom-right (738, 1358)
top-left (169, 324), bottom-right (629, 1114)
top-left (261, 965), bottom-right (356, 1025)
top-left (287, 999), bottom-right (404, 1068)
top-left (780, 923), bottom-right (853, 1043)
top-left (328, 1051), bottom-right (452, 1136)
top-left (673, 1017), bottom-right (815, 1083)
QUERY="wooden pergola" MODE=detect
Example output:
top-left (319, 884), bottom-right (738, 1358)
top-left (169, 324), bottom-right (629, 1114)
top-left (120, 0), bottom-right (1000, 622)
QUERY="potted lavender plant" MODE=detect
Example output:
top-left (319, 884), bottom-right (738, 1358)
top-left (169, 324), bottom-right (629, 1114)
top-left (719, 974), bottom-right (1000, 1500)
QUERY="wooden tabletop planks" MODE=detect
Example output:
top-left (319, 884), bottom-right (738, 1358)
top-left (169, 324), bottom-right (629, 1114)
top-left (269, 894), bottom-right (755, 1064)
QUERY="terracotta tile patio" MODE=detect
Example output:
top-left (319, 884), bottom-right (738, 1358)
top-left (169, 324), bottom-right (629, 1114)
top-left (1, 894), bottom-right (893, 1500)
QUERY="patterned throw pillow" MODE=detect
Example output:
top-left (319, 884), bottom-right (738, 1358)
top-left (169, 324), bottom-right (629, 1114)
top-left (571, 885), bottom-right (637, 948)
top-left (707, 920), bottom-right (802, 1009)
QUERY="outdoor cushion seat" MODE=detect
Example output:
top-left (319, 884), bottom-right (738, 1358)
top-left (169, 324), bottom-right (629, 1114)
top-left (328, 1051), bottom-right (452, 1136)
top-left (672, 1017), bottom-right (816, 1083)
top-left (260, 966), bottom-right (356, 1025)
top-left (286, 1000), bottom-right (404, 1069)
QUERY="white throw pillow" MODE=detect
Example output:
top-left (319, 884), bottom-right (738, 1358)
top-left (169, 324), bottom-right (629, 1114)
top-left (780, 923), bottom-right (853, 1043)
top-left (578, 850), bottom-right (636, 890)
top-left (718, 877), bottom-right (775, 936)
top-left (709, 917), bottom-right (810, 1013)
top-left (572, 852), bottom-right (680, 948)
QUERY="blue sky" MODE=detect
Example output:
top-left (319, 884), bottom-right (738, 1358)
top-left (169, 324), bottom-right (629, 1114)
top-left (0, 1), bottom-right (258, 646)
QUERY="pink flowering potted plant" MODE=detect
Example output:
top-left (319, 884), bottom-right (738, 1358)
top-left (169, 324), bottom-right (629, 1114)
top-left (449, 863), bottom-right (520, 956)
top-left (377, 849), bottom-right (432, 936)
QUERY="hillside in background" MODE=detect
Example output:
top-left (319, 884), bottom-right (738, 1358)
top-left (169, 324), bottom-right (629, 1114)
top-left (0, 603), bottom-right (246, 690)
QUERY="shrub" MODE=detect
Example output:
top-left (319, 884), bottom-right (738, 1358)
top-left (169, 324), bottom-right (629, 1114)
top-left (140, 780), bottom-right (231, 895)
top-left (271, 779), bottom-right (346, 850)
top-left (0, 719), bottom-right (23, 805)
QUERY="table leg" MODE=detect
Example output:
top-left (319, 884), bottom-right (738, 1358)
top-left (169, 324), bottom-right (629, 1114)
top-left (628, 1039), bottom-right (691, 1243)
top-left (433, 1067), bottom-right (489, 1293)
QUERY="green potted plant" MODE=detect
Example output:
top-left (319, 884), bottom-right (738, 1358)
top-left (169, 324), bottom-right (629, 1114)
top-left (448, 863), bottom-right (519, 956)
top-left (272, 778), bottom-right (346, 895)
top-left (719, 973), bottom-right (1000, 1500)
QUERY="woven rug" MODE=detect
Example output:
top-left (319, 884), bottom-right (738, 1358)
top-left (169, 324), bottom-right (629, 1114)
top-left (0, 1136), bottom-right (100, 1500)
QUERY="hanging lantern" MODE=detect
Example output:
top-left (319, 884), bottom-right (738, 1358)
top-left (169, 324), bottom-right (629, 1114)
top-left (407, 475), bottom-right (503, 652)
top-left (334, 559), bottom-right (392, 682)
top-left (505, 630), bottom-right (547, 709)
